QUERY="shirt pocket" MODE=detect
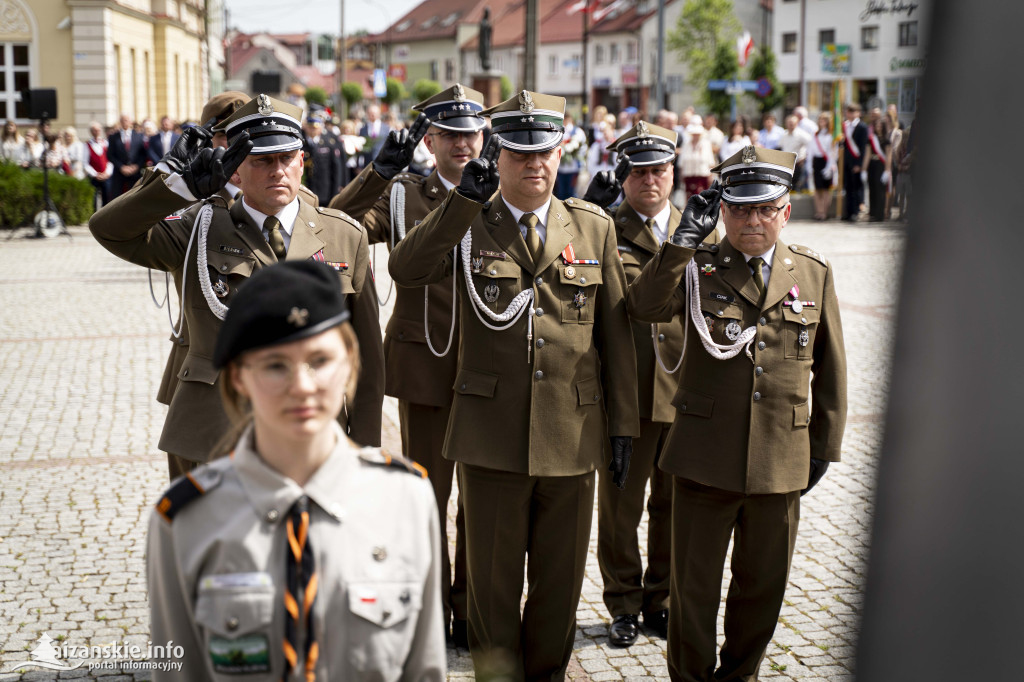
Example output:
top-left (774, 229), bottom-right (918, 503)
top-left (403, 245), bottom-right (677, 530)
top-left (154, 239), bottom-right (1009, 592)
top-left (558, 264), bottom-right (602, 324)
top-left (783, 307), bottom-right (820, 360)
top-left (194, 579), bottom-right (276, 679)
top-left (345, 581), bottom-right (424, 673)
top-left (471, 257), bottom-right (522, 312)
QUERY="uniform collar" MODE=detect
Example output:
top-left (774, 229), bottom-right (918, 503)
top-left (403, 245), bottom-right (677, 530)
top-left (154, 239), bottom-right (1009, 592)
top-left (501, 196), bottom-right (552, 228)
top-left (232, 422), bottom-right (359, 524)
top-left (741, 244), bottom-right (777, 268)
top-left (242, 197), bottom-right (300, 236)
top-left (632, 202), bottom-right (673, 245)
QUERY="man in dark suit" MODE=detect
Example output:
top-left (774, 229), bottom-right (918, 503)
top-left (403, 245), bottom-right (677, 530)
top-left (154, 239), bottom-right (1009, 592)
top-left (147, 116), bottom-right (180, 167)
top-left (302, 108), bottom-right (343, 206)
top-left (841, 102), bottom-right (869, 221)
top-left (358, 104), bottom-right (390, 169)
top-left (108, 113), bottom-right (146, 197)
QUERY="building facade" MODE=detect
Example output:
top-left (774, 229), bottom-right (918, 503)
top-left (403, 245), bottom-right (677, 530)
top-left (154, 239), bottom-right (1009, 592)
top-left (774, 0), bottom-right (930, 123)
top-left (1, 0), bottom-right (217, 131)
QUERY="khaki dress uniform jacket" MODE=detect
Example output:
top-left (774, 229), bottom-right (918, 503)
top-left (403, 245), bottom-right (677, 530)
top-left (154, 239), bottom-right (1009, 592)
top-left (389, 191), bottom-right (640, 475)
top-left (147, 424), bottom-right (445, 681)
top-left (627, 237), bottom-right (847, 681)
top-left (89, 170), bottom-right (385, 460)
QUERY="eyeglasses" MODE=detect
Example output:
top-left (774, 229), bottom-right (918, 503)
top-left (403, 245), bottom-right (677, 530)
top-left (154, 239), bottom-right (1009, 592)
top-left (724, 203), bottom-right (787, 220)
top-left (242, 356), bottom-right (343, 393)
top-left (429, 130), bottom-right (480, 142)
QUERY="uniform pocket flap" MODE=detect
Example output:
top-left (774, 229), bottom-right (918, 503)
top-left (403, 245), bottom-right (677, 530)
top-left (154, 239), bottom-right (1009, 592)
top-left (671, 387), bottom-right (714, 418)
top-left (206, 250), bottom-right (256, 278)
top-left (702, 302), bottom-right (745, 319)
top-left (347, 583), bottom-right (422, 629)
top-left (178, 354), bottom-right (220, 385)
top-left (477, 258), bottom-right (520, 279)
top-left (575, 376), bottom-right (602, 405)
top-left (386, 316), bottom-right (425, 344)
top-left (793, 402), bottom-right (810, 428)
top-left (783, 307), bottom-right (821, 325)
top-left (559, 264), bottom-right (603, 286)
top-left (195, 579), bottom-right (274, 638)
top-left (454, 369), bottom-right (499, 397)
top-left (336, 271), bottom-right (356, 294)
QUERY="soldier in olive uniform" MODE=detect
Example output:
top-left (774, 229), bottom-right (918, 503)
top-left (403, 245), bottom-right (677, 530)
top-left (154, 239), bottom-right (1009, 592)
top-left (148, 261), bottom-right (445, 681)
top-left (329, 84), bottom-right (486, 645)
top-left (626, 146), bottom-right (847, 681)
top-left (583, 122), bottom-right (719, 647)
top-left (389, 91), bottom-right (640, 681)
top-left (89, 95), bottom-right (385, 472)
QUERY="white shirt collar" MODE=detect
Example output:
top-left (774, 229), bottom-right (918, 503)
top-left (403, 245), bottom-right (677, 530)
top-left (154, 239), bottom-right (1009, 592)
top-left (742, 243), bottom-right (776, 267)
top-left (634, 202), bottom-right (673, 245)
top-left (501, 196), bottom-right (552, 227)
top-left (437, 173), bottom-right (456, 191)
top-left (243, 197), bottom-right (300, 237)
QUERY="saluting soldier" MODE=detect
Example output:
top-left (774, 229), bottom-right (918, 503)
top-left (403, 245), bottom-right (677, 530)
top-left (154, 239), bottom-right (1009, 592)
top-left (329, 84), bottom-right (485, 646)
top-left (389, 90), bottom-right (640, 681)
top-left (583, 121), bottom-right (718, 647)
top-left (89, 94), bottom-right (385, 476)
top-left (626, 146), bottom-right (847, 681)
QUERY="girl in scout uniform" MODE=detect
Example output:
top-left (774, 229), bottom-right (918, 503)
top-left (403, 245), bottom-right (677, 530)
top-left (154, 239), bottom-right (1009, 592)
top-left (146, 261), bottom-right (445, 681)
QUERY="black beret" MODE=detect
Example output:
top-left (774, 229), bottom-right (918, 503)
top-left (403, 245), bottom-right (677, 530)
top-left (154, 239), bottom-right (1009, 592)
top-left (213, 261), bottom-right (350, 369)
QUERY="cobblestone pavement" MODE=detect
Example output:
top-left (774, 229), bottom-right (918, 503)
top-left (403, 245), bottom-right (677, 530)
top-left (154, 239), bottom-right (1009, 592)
top-left (0, 216), bottom-right (903, 680)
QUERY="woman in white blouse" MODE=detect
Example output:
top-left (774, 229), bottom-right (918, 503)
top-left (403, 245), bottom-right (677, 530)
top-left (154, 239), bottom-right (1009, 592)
top-left (807, 112), bottom-right (839, 221)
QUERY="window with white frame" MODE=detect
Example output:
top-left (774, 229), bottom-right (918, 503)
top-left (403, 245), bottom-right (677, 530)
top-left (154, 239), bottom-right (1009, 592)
top-left (0, 43), bottom-right (31, 121)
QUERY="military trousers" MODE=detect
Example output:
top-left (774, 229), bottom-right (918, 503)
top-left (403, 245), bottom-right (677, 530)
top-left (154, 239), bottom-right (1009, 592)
top-left (459, 462), bottom-right (595, 682)
top-left (668, 478), bottom-right (800, 682)
top-left (597, 418), bottom-right (673, 618)
top-left (398, 400), bottom-right (467, 628)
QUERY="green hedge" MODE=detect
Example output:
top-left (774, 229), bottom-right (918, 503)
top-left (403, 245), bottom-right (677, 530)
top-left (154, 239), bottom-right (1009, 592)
top-left (0, 162), bottom-right (95, 227)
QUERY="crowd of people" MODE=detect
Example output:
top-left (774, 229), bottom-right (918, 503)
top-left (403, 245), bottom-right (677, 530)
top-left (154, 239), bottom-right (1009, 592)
top-left (76, 84), bottom-right (854, 681)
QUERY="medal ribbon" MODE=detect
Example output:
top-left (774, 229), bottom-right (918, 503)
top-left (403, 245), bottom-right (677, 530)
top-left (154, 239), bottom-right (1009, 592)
top-left (561, 243), bottom-right (599, 265)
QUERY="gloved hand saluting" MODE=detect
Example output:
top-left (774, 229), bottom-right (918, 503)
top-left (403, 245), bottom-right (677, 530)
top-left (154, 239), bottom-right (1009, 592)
top-left (373, 113), bottom-right (431, 180)
top-left (609, 436), bottom-right (633, 490)
top-left (160, 120), bottom-right (214, 175)
top-left (801, 458), bottom-right (829, 496)
top-left (582, 154), bottom-right (632, 210)
top-left (670, 180), bottom-right (721, 248)
top-left (182, 130), bottom-right (252, 199)
top-left (457, 134), bottom-right (502, 203)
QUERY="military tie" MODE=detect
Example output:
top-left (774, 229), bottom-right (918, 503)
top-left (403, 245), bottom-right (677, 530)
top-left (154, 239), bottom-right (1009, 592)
top-left (264, 215), bottom-right (288, 260)
top-left (749, 256), bottom-right (766, 303)
top-left (521, 212), bottom-right (543, 263)
top-left (644, 217), bottom-right (658, 243)
top-left (284, 495), bottom-right (318, 681)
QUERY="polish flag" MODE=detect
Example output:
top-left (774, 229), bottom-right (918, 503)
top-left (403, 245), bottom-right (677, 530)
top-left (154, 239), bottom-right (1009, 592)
top-left (566, 0), bottom-right (588, 14)
top-left (737, 31), bottom-right (754, 66)
top-left (592, 0), bottom-right (627, 22)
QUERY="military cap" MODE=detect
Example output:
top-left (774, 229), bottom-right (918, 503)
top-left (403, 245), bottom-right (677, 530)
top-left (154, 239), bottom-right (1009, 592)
top-left (200, 91), bottom-right (250, 128)
top-left (609, 120), bottom-right (677, 166)
top-left (413, 83), bottom-right (486, 132)
top-left (214, 93), bottom-right (303, 154)
top-left (711, 144), bottom-right (797, 204)
top-left (213, 261), bottom-right (351, 368)
top-left (482, 90), bottom-right (565, 153)
top-left (306, 105), bottom-right (328, 125)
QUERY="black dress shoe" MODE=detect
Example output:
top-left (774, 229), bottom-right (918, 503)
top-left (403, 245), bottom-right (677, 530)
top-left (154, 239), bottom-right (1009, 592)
top-left (451, 618), bottom-right (469, 648)
top-left (608, 614), bottom-right (640, 647)
top-left (643, 609), bottom-right (668, 639)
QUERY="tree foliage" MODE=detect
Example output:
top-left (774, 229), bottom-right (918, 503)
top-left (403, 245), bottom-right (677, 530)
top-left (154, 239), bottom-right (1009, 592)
top-left (746, 45), bottom-right (785, 114)
top-left (668, 0), bottom-right (742, 90)
top-left (706, 42), bottom-right (740, 121)
top-left (305, 86), bottom-right (328, 106)
top-left (383, 77), bottom-right (407, 105)
top-left (500, 75), bottom-right (513, 101)
top-left (341, 82), bottom-right (364, 107)
top-left (411, 79), bottom-right (442, 104)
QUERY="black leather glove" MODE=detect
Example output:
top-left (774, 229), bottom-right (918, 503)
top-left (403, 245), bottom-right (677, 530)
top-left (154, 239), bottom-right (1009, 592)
top-left (609, 436), bottom-right (633, 490)
top-left (582, 154), bottom-right (632, 209)
top-left (670, 180), bottom-right (721, 248)
top-left (160, 123), bottom-right (212, 175)
top-left (181, 131), bottom-right (252, 199)
top-left (801, 458), bottom-right (830, 496)
top-left (373, 113), bottom-right (431, 180)
top-left (457, 134), bottom-right (502, 203)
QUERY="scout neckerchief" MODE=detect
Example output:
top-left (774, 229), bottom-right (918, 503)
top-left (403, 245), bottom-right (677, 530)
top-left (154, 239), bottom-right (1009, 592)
top-left (284, 495), bottom-right (318, 682)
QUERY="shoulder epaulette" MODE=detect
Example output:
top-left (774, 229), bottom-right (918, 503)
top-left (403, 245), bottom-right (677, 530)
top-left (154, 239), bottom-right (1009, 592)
top-left (696, 242), bottom-right (720, 253)
top-left (789, 243), bottom-right (829, 266)
top-left (358, 448), bottom-right (428, 478)
top-left (155, 467), bottom-right (222, 523)
top-left (563, 197), bottom-right (607, 217)
top-left (316, 205), bottom-right (362, 227)
top-left (392, 173), bottom-right (426, 186)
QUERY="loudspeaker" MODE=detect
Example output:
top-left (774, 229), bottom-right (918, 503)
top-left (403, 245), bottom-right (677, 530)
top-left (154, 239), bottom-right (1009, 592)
top-left (20, 88), bottom-right (58, 120)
